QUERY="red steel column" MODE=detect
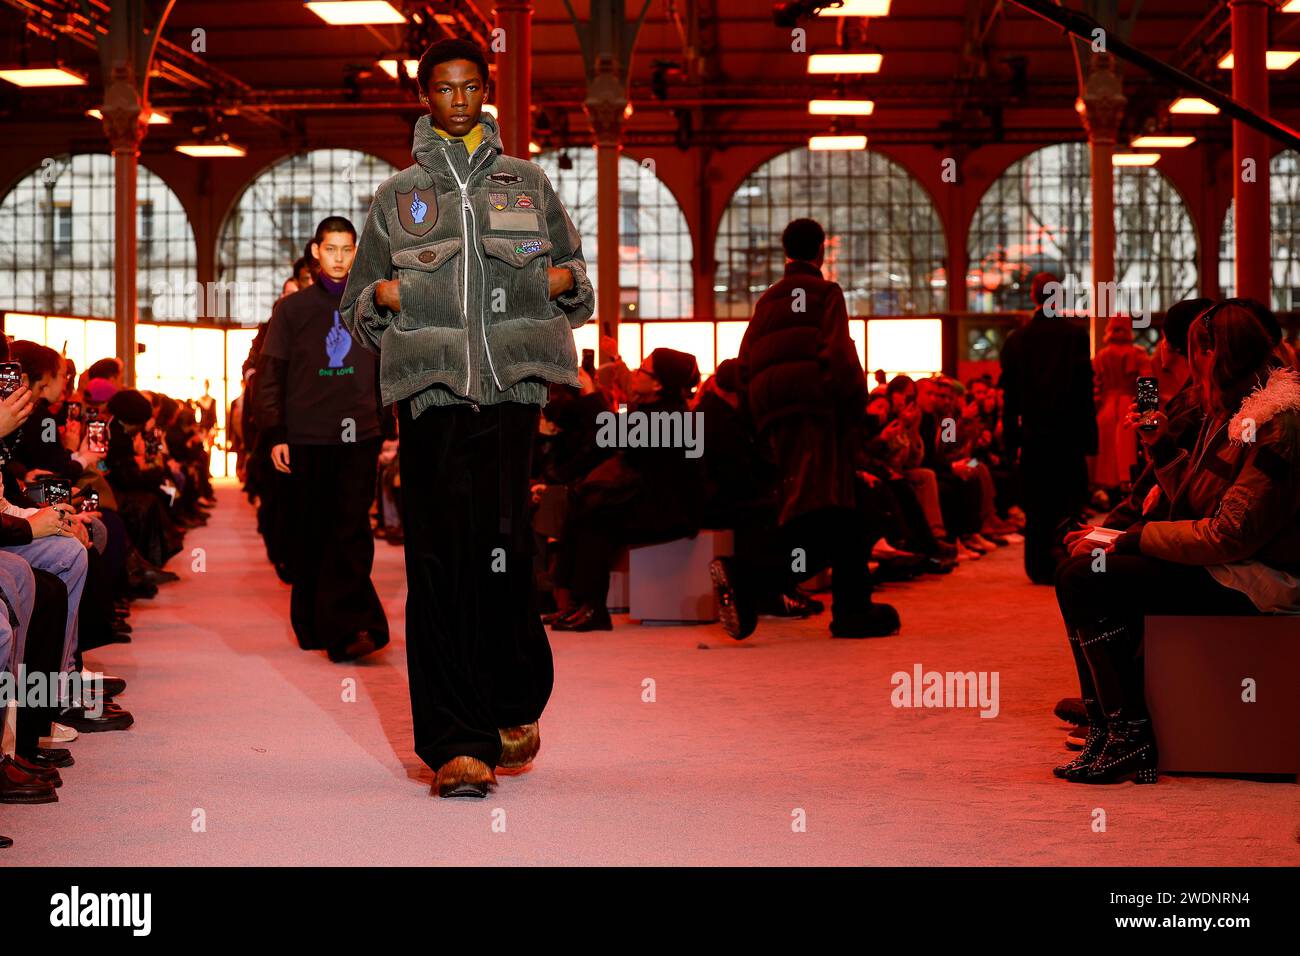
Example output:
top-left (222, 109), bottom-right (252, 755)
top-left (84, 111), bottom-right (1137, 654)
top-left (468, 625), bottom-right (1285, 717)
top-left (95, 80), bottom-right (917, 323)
top-left (1230, 0), bottom-right (1271, 303)
top-left (494, 0), bottom-right (533, 159)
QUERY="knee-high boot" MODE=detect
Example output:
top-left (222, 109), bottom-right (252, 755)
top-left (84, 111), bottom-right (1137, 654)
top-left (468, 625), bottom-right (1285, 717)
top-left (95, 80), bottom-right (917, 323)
top-left (1076, 618), bottom-right (1158, 784)
top-left (1053, 625), bottom-right (1108, 780)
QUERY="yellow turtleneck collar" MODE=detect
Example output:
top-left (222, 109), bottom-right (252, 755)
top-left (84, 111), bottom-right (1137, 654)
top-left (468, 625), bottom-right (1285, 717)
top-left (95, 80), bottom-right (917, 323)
top-left (433, 122), bottom-right (484, 159)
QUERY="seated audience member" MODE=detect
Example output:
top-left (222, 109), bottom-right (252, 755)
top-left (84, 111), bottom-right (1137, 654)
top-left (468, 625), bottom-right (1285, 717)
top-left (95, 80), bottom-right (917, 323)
top-left (1052, 300), bottom-right (1300, 785)
top-left (548, 348), bottom-right (705, 631)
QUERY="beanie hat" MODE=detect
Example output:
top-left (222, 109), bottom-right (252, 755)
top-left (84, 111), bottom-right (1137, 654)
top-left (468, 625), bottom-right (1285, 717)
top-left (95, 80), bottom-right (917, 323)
top-left (106, 389), bottom-right (153, 426)
top-left (85, 378), bottom-right (118, 403)
top-left (648, 348), bottom-right (700, 398)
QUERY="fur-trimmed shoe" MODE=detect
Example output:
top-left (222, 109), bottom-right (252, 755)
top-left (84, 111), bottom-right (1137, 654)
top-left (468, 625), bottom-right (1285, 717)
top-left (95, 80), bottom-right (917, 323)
top-left (434, 756), bottom-right (497, 798)
top-left (497, 722), bottom-right (540, 775)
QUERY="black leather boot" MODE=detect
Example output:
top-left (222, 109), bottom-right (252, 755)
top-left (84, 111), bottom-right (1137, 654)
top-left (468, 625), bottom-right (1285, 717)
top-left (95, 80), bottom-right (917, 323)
top-left (1074, 618), bottom-right (1158, 784)
top-left (1053, 625), bottom-right (1108, 779)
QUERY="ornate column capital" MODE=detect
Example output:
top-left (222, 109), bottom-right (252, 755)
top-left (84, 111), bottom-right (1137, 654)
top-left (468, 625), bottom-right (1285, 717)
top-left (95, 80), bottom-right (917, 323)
top-left (101, 67), bottom-right (149, 152)
top-left (1077, 53), bottom-right (1126, 145)
top-left (584, 67), bottom-right (627, 147)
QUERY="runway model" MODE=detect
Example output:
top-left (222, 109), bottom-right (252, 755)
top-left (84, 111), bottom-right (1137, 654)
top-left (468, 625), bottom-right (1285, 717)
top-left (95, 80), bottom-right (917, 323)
top-left (340, 38), bottom-right (594, 797)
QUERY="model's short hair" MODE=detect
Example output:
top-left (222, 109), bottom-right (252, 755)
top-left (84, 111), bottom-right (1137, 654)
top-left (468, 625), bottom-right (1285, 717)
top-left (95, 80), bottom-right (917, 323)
top-left (313, 216), bottom-right (356, 246)
top-left (782, 218), bottom-right (825, 262)
top-left (417, 38), bottom-right (490, 98)
top-left (1030, 272), bottom-right (1059, 306)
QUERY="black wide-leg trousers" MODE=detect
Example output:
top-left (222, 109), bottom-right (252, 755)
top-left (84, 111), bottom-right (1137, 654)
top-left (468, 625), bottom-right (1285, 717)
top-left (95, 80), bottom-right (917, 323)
top-left (286, 438), bottom-right (389, 652)
top-left (398, 400), bottom-right (554, 772)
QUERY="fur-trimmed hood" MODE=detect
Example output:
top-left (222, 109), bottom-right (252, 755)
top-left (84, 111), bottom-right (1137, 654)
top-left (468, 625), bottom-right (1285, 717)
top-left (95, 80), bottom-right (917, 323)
top-left (1229, 366), bottom-right (1300, 443)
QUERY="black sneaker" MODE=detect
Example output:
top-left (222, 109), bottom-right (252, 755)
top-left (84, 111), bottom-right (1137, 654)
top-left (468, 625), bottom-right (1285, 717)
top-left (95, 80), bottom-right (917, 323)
top-left (58, 702), bottom-right (134, 733)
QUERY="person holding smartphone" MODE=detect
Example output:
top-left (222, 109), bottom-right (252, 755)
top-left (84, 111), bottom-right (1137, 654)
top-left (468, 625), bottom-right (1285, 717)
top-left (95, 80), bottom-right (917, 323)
top-left (339, 37), bottom-right (594, 798)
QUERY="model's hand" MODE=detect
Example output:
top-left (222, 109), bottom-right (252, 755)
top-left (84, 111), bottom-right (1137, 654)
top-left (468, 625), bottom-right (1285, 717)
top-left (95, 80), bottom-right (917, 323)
top-left (376, 278), bottom-right (401, 312)
top-left (28, 507), bottom-right (66, 538)
top-left (271, 443), bottom-right (291, 474)
top-left (548, 266), bottom-right (574, 300)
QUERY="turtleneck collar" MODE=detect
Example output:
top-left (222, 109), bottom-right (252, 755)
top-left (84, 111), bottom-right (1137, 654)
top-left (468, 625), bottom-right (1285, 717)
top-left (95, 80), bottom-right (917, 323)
top-left (316, 272), bottom-right (347, 297)
top-left (412, 110), bottom-right (502, 174)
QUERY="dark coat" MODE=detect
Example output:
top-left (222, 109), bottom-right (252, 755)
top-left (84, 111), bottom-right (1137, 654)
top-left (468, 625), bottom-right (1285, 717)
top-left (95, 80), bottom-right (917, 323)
top-left (737, 260), bottom-right (866, 525)
top-left (999, 308), bottom-right (1098, 458)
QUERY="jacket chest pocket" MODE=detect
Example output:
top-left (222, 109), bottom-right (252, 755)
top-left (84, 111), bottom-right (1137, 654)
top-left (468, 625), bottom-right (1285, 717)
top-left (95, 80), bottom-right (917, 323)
top-left (392, 236), bottom-right (463, 328)
top-left (480, 235), bottom-right (553, 318)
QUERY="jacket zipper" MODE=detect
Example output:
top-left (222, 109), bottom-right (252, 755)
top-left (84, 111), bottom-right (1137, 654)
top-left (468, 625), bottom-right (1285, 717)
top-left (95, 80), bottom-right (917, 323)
top-left (440, 147), bottom-right (501, 398)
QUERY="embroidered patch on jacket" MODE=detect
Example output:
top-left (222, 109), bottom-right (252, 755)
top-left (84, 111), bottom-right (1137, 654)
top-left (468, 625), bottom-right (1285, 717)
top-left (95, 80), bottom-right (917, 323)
top-left (513, 192), bottom-right (535, 209)
top-left (487, 172), bottom-right (524, 186)
top-left (488, 191), bottom-right (508, 210)
top-left (396, 187), bottom-right (438, 237)
top-left (515, 239), bottom-right (543, 255)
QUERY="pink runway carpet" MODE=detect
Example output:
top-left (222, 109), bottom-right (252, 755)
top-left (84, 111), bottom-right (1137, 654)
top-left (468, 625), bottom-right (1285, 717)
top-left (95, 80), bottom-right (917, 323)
top-left (4, 482), bottom-right (1298, 866)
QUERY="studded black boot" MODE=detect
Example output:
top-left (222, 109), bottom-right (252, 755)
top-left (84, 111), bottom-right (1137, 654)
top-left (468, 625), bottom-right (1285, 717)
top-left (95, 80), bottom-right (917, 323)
top-left (1053, 625), bottom-right (1107, 780)
top-left (1081, 718), bottom-right (1159, 784)
top-left (1073, 618), bottom-right (1158, 784)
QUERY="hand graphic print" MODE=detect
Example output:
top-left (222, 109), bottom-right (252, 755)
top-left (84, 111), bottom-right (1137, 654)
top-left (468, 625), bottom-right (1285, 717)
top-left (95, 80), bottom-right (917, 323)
top-left (326, 310), bottom-right (353, 368)
top-left (410, 192), bottom-right (428, 224)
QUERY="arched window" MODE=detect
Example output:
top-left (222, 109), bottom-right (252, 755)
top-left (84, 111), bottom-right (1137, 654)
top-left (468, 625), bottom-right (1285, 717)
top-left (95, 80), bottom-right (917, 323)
top-left (217, 149), bottom-right (397, 320)
top-left (714, 147), bottom-right (946, 317)
top-left (1218, 149), bottom-right (1300, 309)
top-left (535, 149), bottom-right (693, 320)
top-left (0, 154), bottom-right (195, 321)
top-left (968, 143), bottom-right (1197, 315)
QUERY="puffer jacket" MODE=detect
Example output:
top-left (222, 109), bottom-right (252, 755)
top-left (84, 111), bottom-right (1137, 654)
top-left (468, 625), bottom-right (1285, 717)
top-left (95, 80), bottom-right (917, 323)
top-left (340, 111), bottom-right (595, 408)
top-left (1136, 366), bottom-right (1300, 607)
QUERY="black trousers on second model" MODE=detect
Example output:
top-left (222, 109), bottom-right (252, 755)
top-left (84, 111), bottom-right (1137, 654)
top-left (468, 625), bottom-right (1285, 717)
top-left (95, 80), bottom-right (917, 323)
top-left (399, 401), bottom-right (554, 772)
top-left (285, 438), bottom-right (389, 653)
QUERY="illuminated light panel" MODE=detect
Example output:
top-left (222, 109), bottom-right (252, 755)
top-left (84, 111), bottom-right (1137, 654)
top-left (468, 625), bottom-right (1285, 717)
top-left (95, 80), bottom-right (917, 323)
top-left (809, 134), bottom-right (868, 150)
top-left (1131, 135), bottom-right (1196, 148)
top-left (175, 143), bottom-right (247, 157)
top-left (0, 67), bottom-right (87, 87)
top-left (1217, 50), bottom-right (1300, 70)
top-left (817, 0), bottom-right (891, 14)
top-left (808, 99), bottom-right (875, 116)
top-left (618, 323), bottom-right (643, 368)
top-left (642, 322), bottom-right (716, 375)
top-left (377, 58), bottom-right (418, 79)
top-left (483, 103), bottom-right (498, 118)
top-left (716, 321), bottom-right (749, 366)
top-left (807, 54), bottom-right (882, 74)
top-left (1170, 96), bottom-right (1219, 115)
top-left (1285, 0), bottom-right (1300, 11)
top-left (1112, 153), bottom-right (1161, 166)
top-left (865, 318), bottom-right (941, 378)
top-left (87, 108), bottom-right (171, 124)
top-left (529, 141), bottom-right (542, 154)
top-left (304, 2), bottom-right (405, 25)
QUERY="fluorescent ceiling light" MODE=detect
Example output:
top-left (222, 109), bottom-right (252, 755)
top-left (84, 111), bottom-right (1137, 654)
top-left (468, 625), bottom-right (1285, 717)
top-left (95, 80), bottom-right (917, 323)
top-left (1217, 50), bottom-right (1300, 70)
top-left (809, 99), bottom-right (875, 115)
top-left (1131, 135), bottom-right (1195, 148)
top-left (808, 53), bottom-right (882, 74)
top-left (86, 108), bottom-right (171, 124)
top-left (377, 59), bottom-right (418, 79)
top-left (817, 0), bottom-right (891, 14)
top-left (175, 143), bottom-right (247, 158)
top-left (305, 2), bottom-right (405, 26)
top-left (1112, 153), bottom-right (1160, 166)
top-left (1169, 97), bottom-right (1219, 115)
top-left (0, 67), bottom-right (87, 87)
top-left (809, 134), bottom-right (867, 150)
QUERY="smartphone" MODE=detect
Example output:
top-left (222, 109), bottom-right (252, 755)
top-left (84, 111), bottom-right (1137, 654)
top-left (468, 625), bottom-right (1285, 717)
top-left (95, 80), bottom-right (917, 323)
top-left (78, 489), bottom-right (100, 513)
top-left (1136, 376), bottom-right (1159, 432)
top-left (39, 478), bottom-right (72, 507)
top-left (144, 429), bottom-right (161, 457)
top-left (0, 362), bottom-right (22, 399)
top-left (84, 405), bottom-right (101, 423)
top-left (582, 348), bottom-right (596, 377)
top-left (66, 401), bottom-right (82, 423)
top-left (86, 420), bottom-right (109, 454)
